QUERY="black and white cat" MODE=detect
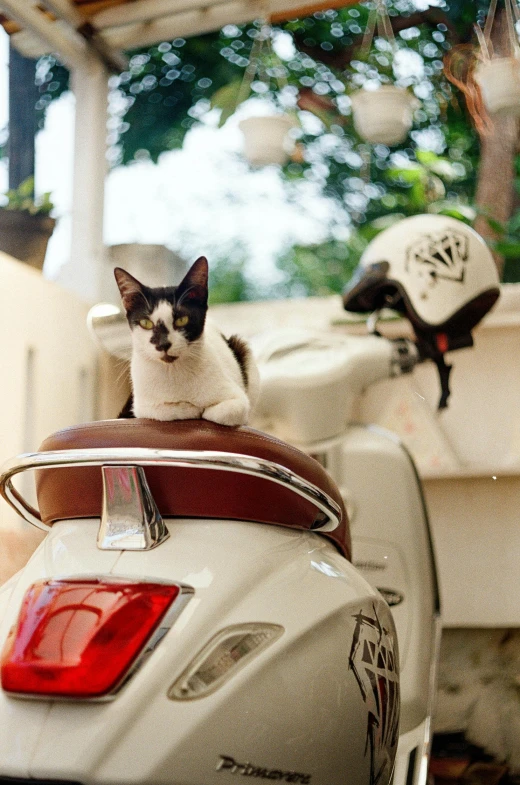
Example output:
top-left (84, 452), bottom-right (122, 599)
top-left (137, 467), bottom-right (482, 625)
top-left (115, 256), bottom-right (259, 425)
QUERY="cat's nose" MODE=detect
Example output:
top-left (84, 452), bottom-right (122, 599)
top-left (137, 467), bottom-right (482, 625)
top-left (155, 340), bottom-right (172, 353)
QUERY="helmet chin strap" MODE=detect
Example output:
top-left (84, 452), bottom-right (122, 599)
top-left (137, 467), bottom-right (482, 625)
top-left (432, 332), bottom-right (452, 410)
top-left (365, 310), bottom-right (474, 410)
top-left (366, 313), bottom-right (455, 409)
top-left (433, 353), bottom-right (452, 410)
top-left (415, 330), bottom-right (473, 410)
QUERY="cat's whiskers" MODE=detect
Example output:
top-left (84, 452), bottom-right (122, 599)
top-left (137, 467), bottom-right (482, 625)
top-left (114, 358), bottom-right (131, 387)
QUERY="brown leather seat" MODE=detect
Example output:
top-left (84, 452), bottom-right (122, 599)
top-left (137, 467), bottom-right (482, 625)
top-left (36, 419), bottom-right (351, 560)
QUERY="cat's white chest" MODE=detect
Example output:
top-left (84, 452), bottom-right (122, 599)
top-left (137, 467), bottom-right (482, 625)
top-left (130, 326), bottom-right (252, 425)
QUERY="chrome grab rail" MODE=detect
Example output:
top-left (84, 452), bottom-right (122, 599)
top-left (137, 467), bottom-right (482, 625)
top-left (0, 447), bottom-right (342, 534)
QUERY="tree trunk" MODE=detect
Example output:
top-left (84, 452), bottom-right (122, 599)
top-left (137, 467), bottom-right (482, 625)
top-left (473, 7), bottom-right (518, 280)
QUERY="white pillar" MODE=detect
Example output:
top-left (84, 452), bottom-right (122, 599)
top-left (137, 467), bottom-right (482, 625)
top-left (65, 52), bottom-right (109, 303)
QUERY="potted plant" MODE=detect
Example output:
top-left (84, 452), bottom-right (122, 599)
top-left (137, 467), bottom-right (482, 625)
top-left (350, 85), bottom-right (419, 146)
top-left (445, 0), bottom-right (520, 126)
top-left (238, 113), bottom-right (298, 166)
top-left (474, 56), bottom-right (520, 116)
top-left (473, 0), bottom-right (520, 117)
top-left (348, 1), bottom-right (420, 145)
top-left (211, 23), bottom-right (299, 167)
top-left (0, 176), bottom-right (55, 270)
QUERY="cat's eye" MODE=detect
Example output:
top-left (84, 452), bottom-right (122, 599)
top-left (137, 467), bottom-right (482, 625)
top-left (139, 318), bottom-right (154, 330)
top-left (175, 315), bottom-right (189, 327)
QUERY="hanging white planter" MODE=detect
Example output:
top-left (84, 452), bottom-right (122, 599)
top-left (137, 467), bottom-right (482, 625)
top-left (212, 21), bottom-right (301, 168)
top-left (350, 86), bottom-right (418, 146)
top-left (471, 0), bottom-right (520, 118)
top-left (347, 0), bottom-right (419, 146)
top-left (239, 114), bottom-right (297, 166)
top-left (474, 56), bottom-right (520, 116)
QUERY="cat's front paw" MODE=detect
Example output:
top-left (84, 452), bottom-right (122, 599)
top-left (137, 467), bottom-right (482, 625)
top-left (203, 399), bottom-right (249, 427)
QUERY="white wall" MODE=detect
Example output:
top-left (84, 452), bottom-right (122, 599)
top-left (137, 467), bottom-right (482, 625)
top-left (0, 252), bottom-right (99, 582)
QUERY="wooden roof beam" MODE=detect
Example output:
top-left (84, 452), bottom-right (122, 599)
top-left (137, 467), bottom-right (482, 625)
top-left (103, 0), bottom-right (266, 49)
top-left (270, 0), bottom-right (360, 23)
top-left (101, 0), bottom-right (361, 50)
top-left (93, 0), bottom-right (229, 30)
top-left (0, 0), bottom-right (87, 67)
top-left (94, 0), bottom-right (357, 32)
top-left (42, 0), bottom-right (128, 70)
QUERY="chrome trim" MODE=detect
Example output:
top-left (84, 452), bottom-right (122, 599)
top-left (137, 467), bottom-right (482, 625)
top-left (113, 580), bottom-right (194, 700)
top-left (416, 612), bottom-right (442, 785)
top-left (0, 447), bottom-right (342, 534)
top-left (99, 465), bottom-right (169, 550)
top-left (3, 575), bottom-right (195, 703)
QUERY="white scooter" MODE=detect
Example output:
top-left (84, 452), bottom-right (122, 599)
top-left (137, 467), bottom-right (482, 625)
top-left (0, 215), bottom-right (500, 785)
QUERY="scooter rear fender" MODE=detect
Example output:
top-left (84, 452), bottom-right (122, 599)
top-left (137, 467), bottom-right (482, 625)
top-left (0, 518), bottom-right (400, 785)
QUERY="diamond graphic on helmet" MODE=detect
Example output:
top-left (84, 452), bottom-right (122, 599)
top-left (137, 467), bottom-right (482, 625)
top-left (406, 229), bottom-right (468, 283)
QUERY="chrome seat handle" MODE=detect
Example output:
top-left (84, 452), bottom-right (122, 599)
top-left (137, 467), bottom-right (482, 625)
top-left (0, 447), bottom-right (342, 534)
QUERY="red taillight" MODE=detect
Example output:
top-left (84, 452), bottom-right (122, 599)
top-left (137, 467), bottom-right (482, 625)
top-left (1, 578), bottom-right (181, 698)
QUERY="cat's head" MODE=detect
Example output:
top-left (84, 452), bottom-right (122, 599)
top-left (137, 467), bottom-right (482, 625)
top-left (114, 256), bottom-right (208, 364)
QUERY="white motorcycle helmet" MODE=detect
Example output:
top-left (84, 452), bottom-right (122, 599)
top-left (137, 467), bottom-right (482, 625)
top-left (343, 214), bottom-right (500, 343)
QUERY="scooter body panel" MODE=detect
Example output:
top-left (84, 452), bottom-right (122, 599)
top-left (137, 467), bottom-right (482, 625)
top-left (324, 426), bottom-right (439, 784)
top-left (0, 518), bottom-right (400, 785)
top-left (338, 427), bottom-right (438, 722)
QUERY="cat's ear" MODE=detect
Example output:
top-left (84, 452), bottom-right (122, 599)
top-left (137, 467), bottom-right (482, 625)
top-left (176, 257), bottom-right (208, 306)
top-left (114, 268), bottom-right (147, 312)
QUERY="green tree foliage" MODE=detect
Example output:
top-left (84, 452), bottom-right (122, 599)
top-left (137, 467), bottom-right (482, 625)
top-left (114, 33), bottom-right (254, 164)
top-left (277, 236), bottom-right (366, 297)
top-left (34, 0), bottom-right (519, 298)
top-left (208, 254), bottom-right (266, 303)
